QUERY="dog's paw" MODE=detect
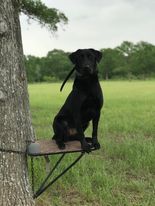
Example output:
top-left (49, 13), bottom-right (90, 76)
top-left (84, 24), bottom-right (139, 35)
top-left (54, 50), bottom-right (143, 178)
top-left (92, 139), bottom-right (100, 150)
top-left (81, 142), bottom-right (92, 153)
top-left (58, 142), bottom-right (66, 150)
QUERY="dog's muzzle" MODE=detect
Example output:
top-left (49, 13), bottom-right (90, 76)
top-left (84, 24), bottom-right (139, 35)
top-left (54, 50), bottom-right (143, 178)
top-left (75, 65), bottom-right (94, 77)
top-left (82, 65), bottom-right (93, 75)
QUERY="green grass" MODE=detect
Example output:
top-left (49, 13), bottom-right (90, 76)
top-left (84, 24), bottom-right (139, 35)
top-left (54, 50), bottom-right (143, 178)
top-left (28, 81), bottom-right (155, 206)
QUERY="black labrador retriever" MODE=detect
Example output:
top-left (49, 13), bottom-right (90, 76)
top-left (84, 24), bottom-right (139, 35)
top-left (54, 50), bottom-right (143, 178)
top-left (52, 49), bottom-right (103, 152)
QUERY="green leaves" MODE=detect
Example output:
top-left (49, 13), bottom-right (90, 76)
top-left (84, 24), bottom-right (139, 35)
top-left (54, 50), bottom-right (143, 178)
top-left (20, 0), bottom-right (68, 31)
top-left (25, 41), bottom-right (155, 83)
top-left (99, 41), bottom-right (155, 79)
top-left (25, 49), bottom-right (73, 82)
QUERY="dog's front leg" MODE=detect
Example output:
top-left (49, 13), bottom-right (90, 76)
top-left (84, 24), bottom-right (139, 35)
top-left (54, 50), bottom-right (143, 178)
top-left (71, 90), bottom-right (91, 152)
top-left (74, 114), bottom-right (91, 153)
top-left (92, 112), bottom-right (101, 149)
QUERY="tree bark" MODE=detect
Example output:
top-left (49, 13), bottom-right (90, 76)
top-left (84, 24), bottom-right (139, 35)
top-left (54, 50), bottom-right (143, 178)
top-left (0, 0), bottom-right (35, 205)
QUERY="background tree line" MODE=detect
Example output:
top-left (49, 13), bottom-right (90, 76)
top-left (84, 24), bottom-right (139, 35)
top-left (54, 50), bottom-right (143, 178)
top-left (25, 41), bottom-right (155, 82)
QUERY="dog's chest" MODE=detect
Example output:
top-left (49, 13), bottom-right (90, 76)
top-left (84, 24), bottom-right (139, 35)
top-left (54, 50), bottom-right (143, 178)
top-left (82, 95), bottom-right (99, 110)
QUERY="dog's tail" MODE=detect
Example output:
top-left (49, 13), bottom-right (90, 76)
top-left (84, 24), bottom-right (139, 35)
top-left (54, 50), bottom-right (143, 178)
top-left (60, 67), bottom-right (75, 92)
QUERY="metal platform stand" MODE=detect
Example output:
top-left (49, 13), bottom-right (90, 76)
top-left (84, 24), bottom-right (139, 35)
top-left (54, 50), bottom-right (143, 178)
top-left (27, 138), bottom-right (98, 199)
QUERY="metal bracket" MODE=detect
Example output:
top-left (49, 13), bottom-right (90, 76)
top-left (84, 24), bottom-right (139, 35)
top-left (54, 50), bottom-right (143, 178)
top-left (31, 152), bottom-right (85, 199)
top-left (28, 138), bottom-right (98, 198)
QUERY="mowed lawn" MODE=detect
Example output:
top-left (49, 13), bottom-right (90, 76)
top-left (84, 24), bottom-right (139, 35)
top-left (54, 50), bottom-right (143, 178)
top-left (28, 81), bottom-right (155, 206)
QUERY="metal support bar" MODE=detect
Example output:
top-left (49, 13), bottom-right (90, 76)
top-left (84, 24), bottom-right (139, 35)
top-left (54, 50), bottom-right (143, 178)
top-left (34, 153), bottom-right (65, 196)
top-left (33, 152), bottom-right (84, 199)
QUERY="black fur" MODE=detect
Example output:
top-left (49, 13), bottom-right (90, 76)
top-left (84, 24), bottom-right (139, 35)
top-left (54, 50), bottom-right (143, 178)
top-left (52, 49), bottom-right (103, 152)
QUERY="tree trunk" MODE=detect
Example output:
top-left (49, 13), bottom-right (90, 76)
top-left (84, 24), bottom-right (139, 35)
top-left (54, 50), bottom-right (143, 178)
top-left (105, 70), bottom-right (109, 80)
top-left (0, 0), bottom-right (35, 205)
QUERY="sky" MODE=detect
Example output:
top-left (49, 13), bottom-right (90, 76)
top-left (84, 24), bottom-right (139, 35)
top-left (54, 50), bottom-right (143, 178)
top-left (20, 0), bottom-right (155, 57)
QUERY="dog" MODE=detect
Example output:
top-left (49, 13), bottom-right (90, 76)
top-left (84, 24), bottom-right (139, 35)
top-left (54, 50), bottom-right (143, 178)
top-left (52, 49), bottom-right (103, 153)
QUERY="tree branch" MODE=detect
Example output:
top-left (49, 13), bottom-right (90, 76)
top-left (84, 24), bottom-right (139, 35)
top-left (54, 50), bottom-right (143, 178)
top-left (20, 0), bottom-right (68, 31)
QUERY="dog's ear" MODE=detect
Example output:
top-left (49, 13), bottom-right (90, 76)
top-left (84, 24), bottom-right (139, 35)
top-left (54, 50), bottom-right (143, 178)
top-left (69, 49), bottom-right (81, 64)
top-left (90, 49), bottom-right (102, 63)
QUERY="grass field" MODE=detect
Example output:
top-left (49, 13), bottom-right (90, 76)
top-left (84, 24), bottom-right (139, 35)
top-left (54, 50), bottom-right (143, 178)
top-left (28, 81), bottom-right (155, 206)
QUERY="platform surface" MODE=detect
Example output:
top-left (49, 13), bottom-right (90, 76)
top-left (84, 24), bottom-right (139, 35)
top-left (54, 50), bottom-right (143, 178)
top-left (28, 139), bottom-right (95, 156)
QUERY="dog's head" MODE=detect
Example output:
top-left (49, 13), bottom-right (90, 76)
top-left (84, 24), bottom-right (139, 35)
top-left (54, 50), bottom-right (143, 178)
top-left (69, 49), bottom-right (102, 76)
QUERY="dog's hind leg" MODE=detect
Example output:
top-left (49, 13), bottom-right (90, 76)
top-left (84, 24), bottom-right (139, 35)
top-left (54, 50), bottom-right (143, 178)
top-left (82, 122), bottom-right (89, 132)
top-left (53, 118), bottom-right (66, 149)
